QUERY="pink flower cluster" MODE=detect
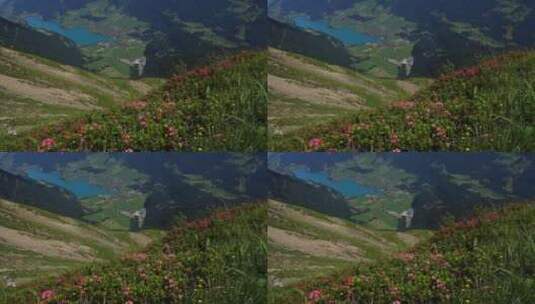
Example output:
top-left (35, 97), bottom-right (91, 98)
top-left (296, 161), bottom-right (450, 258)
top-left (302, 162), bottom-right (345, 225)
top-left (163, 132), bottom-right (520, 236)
top-left (40, 138), bottom-right (55, 151)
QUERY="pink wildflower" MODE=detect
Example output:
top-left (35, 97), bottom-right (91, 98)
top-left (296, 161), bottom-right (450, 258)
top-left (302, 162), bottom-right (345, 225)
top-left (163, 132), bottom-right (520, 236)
top-left (392, 301), bottom-right (401, 304)
top-left (40, 289), bottom-right (55, 300)
top-left (308, 289), bottom-right (322, 301)
top-left (138, 114), bottom-right (148, 128)
top-left (391, 100), bottom-right (415, 110)
top-left (308, 138), bottom-right (323, 150)
top-left (40, 138), bottom-right (55, 151)
top-left (126, 100), bottom-right (148, 111)
top-left (165, 125), bottom-right (177, 138)
top-left (390, 132), bottom-right (400, 146)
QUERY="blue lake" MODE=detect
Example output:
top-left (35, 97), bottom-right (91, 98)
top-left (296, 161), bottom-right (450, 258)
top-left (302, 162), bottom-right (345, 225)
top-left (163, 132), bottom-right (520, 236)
top-left (293, 169), bottom-right (379, 198)
top-left (293, 15), bottom-right (378, 46)
top-left (25, 16), bottom-right (110, 46)
top-left (26, 169), bottom-right (109, 199)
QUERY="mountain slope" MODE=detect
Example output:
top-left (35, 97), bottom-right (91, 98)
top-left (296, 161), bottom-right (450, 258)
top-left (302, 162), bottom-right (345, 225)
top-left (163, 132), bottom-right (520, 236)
top-left (0, 169), bottom-right (83, 218)
top-left (1, 203), bottom-right (266, 303)
top-left (268, 48), bottom-right (421, 134)
top-left (0, 51), bottom-right (267, 152)
top-left (269, 17), bottom-right (354, 68)
top-left (0, 16), bottom-right (83, 66)
top-left (274, 203), bottom-right (535, 303)
top-left (0, 45), bottom-right (157, 134)
top-left (0, 198), bottom-right (147, 286)
top-left (268, 200), bottom-right (424, 288)
top-left (271, 51), bottom-right (535, 151)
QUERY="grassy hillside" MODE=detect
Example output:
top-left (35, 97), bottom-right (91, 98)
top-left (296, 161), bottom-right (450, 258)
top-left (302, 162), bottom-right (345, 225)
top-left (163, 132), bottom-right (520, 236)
top-left (0, 51), bottom-right (267, 152)
top-left (272, 203), bottom-right (535, 303)
top-left (0, 46), bottom-right (157, 134)
top-left (268, 200), bottom-right (427, 289)
top-left (0, 203), bottom-right (267, 304)
top-left (0, 198), bottom-right (151, 286)
top-left (271, 51), bottom-right (535, 152)
top-left (268, 48), bottom-right (424, 135)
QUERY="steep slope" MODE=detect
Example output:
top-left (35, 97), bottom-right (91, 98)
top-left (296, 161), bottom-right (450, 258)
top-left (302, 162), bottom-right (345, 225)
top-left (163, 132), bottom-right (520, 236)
top-left (0, 46), bottom-right (157, 134)
top-left (268, 200), bottom-right (424, 288)
top-left (268, 48), bottom-right (420, 134)
top-left (271, 51), bottom-right (535, 151)
top-left (269, 17), bottom-right (354, 68)
top-left (0, 169), bottom-right (83, 218)
top-left (273, 203), bottom-right (535, 303)
top-left (1, 203), bottom-right (267, 303)
top-left (0, 198), bottom-right (148, 285)
top-left (1, 51), bottom-right (267, 152)
top-left (0, 16), bottom-right (83, 66)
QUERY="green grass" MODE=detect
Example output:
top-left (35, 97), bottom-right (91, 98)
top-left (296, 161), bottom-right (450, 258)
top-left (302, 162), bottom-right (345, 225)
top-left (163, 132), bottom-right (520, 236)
top-left (271, 203), bottom-right (535, 303)
top-left (0, 203), bottom-right (267, 304)
top-left (271, 51), bottom-right (535, 152)
top-left (1, 51), bottom-right (267, 152)
top-left (0, 46), bottom-right (153, 132)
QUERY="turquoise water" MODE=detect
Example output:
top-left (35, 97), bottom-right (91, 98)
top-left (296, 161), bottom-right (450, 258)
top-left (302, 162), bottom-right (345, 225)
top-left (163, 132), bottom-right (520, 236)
top-left (293, 169), bottom-right (378, 198)
top-left (293, 15), bottom-right (378, 46)
top-left (27, 169), bottom-right (109, 199)
top-left (25, 16), bottom-right (110, 46)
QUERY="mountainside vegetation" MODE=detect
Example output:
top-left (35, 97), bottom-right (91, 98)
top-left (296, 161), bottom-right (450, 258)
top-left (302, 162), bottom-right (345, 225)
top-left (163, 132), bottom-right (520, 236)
top-left (268, 200), bottom-right (426, 289)
top-left (0, 197), bottom-right (149, 286)
top-left (268, 47), bottom-right (423, 135)
top-left (270, 51), bottom-right (535, 152)
top-left (0, 51), bottom-right (267, 152)
top-left (1, 203), bottom-right (267, 304)
top-left (0, 45), bottom-right (156, 135)
top-left (272, 203), bottom-right (535, 303)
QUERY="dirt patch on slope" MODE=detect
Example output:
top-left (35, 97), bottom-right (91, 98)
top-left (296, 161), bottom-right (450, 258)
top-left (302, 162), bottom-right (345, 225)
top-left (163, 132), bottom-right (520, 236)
top-left (1, 47), bottom-right (123, 99)
top-left (0, 74), bottom-right (99, 110)
top-left (0, 226), bottom-right (95, 261)
top-left (396, 80), bottom-right (420, 95)
top-left (269, 75), bottom-right (363, 109)
top-left (0, 199), bottom-right (123, 250)
top-left (270, 48), bottom-right (392, 98)
top-left (269, 200), bottom-right (394, 251)
top-left (268, 226), bottom-right (367, 262)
